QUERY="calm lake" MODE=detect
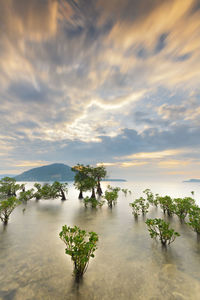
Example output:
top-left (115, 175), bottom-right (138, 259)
top-left (0, 181), bottom-right (200, 300)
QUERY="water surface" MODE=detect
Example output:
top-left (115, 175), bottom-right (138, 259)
top-left (0, 181), bottom-right (200, 300)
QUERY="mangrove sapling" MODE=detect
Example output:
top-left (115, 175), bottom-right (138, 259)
top-left (83, 197), bottom-right (97, 208)
top-left (33, 182), bottom-right (68, 200)
top-left (143, 189), bottom-right (159, 207)
top-left (129, 201), bottom-right (140, 217)
top-left (158, 196), bottom-right (176, 216)
top-left (93, 165), bottom-right (107, 196)
top-left (0, 197), bottom-right (21, 224)
top-left (0, 177), bottom-right (22, 197)
top-left (50, 181), bottom-right (68, 200)
top-left (107, 185), bottom-right (121, 193)
top-left (21, 184), bottom-right (26, 192)
top-left (34, 183), bottom-right (51, 200)
top-left (129, 197), bottom-right (149, 216)
top-left (154, 194), bottom-right (160, 207)
top-left (41, 183), bottom-right (52, 198)
top-left (83, 196), bottom-right (104, 208)
top-left (128, 190), bottom-right (132, 195)
top-left (174, 197), bottom-right (195, 221)
top-left (59, 225), bottom-right (98, 279)
top-left (188, 205), bottom-right (200, 234)
top-left (19, 189), bottom-right (34, 203)
top-left (72, 164), bottom-right (89, 199)
top-left (114, 187), bottom-right (121, 193)
top-left (33, 183), bottom-right (42, 200)
top-left (37, 183), bottom-right (50, 199)
top-left (145, 218), bottom-right (180, 245)
top-left (138, 197), bottom-right (149, 214)
top-left (143, 189), bottom-right (154, 205)
top-left (121, 189), bottom-right (128, 196)
top-left (104, 189), bottom-right (119, 207)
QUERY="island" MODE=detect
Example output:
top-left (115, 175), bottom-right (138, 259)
top-left (0, 163), bottom-right (127, 182)
top-left (183, 179), bottom-right (200, 183)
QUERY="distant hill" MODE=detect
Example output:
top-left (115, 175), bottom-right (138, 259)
top-left (183, 179), bottom-right (200, 183)
top-left (4, 163), bottom-right (126, 182)
top-left (14, 163), bottom-right (75, 182)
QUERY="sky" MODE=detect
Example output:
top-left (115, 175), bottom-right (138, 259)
top-left (0, 0), bottom-right (200, 181)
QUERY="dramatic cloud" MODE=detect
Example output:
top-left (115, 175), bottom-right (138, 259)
top-left (0, 0), bottom-right (200, 179)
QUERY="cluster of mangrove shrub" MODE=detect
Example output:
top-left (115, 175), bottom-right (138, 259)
top-left (0, 177), bottom-right (26, 224)
top-left (121, 188), bottom-right (132, 196)
top-left (59, 225), bottom-right (98, 280)
top-left (150, 190), bottom-right (200, 234)
top-left (142, 189), bottom-right (196, 221)
top-left (129, 197), bottom-right (149, 217)
top-left (0, 177), bottom-right (68, 224)
top-left (72, 164), bottom-right (132, 207)
top-left (145, 218), bottom-right (180, 245)
top-left (0, 196), bottom-right (21, 225)
top-left (82, 185), bottom-right (121, 209)
top-left (72, 164), bottom-right (107, 199)
top-left (104, 186), bottom-right (120, 207)
top-left (33, 182), bottom-right (68, 200)
top-left (0, 177), bottom-right (25, 198)
top-left (130, 189), bottom-right (200, 245)
top-left (83, 196), bottom-right (104, 208)
top-left (59, 219), bottom-right (181, 281)
top-left (143, 189), bottom-right (159, 206)
top-left (188, 205), bottom-right (200, 234)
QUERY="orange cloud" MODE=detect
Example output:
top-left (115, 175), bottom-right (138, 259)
top-left (158, 160), bottom-right (190, 168)
top-left (1, 0), bottom-right (58, 41)
top-left (117, 149), bottom-right (185, 160)
top-left (97, 161), bottom-right (148, 168)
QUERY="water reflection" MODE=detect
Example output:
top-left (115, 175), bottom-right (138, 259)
top-left (0, 181), bottom-right (200, 299)
top-left (36, 202), bottom-right (63, 216)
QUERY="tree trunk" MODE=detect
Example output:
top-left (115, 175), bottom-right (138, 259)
top-left (78, 190), bottom-right (83, 199)
top-left (91, 187), bottom-right (96, 199)
top-left (96, 180), bottom-right (103, 196)
top-left (4, 215), bottom-right (8, 225)
top-left (60, 188), bottom-right (66, 200)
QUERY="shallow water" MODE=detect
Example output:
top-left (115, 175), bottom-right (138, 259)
top-left (0, 181), bottom-right (200, 300)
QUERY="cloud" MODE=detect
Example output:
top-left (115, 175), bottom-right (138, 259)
top-left (0, 0), bottom-right (200, 179)
top-left (157, 99), bottom-right (200, 125)
top-left (118, 149), bottom-right (185, 160)
top-left (97, 161), bottom-right (148, 168)
top-left (158, 160), bottom-right (190, 168)
top-left (0, 0), bottom-right (58, 41)
top-left (158, 104), bottom-right (188, 120)
top-left (14, 160), bottom-right (50, 168)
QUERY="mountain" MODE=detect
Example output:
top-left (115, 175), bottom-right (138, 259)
top-left (183, 179), bottom-right (200, 183)
top-left (14, 163), bottom-right (75, 182)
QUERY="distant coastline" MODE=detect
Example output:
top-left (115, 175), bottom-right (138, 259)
top-left (2, 178), bottom-right (127, 182)
top-left (102, 179), bottom-right (127, 182)
top-left (183, 179), bottom-right (200, 183)
top-left (0, 174), bottom-right (15, 179)
top-left (0, 163), bottom-right (127, 182)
